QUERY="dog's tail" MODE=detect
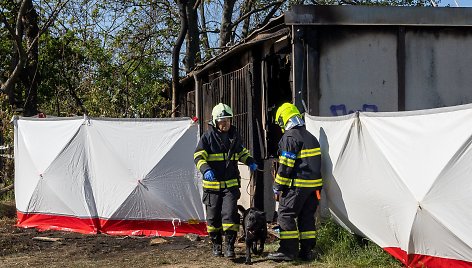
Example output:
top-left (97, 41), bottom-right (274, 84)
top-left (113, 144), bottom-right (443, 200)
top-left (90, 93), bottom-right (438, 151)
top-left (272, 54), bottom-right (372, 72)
top-left (237, 205), bottom-right (246, 215)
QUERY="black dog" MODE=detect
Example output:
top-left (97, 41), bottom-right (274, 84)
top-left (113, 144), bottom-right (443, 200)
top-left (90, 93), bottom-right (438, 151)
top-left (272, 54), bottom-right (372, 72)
top-left (238, 205), bottom-right (267, 265)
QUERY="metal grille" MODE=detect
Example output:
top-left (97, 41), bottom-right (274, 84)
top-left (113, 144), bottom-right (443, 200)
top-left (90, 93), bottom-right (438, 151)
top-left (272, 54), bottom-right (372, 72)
top-left (201, 63), bottom-right (253, 150)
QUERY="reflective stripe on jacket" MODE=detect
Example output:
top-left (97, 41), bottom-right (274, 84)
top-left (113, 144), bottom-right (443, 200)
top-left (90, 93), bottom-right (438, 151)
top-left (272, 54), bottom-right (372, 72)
top-left (194, 125), bottom-right (255, 191)
top-left (275, 126), bottom-right (322, 190)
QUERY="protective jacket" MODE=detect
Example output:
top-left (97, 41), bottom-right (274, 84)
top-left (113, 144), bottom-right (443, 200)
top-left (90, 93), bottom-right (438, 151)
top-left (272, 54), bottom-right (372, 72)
top-left (274, 125), bottom-right (322, 257)
top-left (274, 126), bottom-right (322, 191)
top-left (194, 125), bottom-right (255, 191)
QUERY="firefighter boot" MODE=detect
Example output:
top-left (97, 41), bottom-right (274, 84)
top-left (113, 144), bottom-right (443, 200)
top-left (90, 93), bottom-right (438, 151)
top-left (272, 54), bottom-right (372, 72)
top-left (267, 238), bottom-right (297, 261)
top-left (224, 230), bottom-right (237, 258)
top-left (210, 232), bottom-right (223, 257)
top-left (299, 238), bottom-right (317, 261)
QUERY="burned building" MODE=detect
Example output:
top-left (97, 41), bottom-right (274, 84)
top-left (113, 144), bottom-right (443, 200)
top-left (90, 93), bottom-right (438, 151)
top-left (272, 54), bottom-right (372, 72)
top-left (179, 5), bottom-right (472, 216)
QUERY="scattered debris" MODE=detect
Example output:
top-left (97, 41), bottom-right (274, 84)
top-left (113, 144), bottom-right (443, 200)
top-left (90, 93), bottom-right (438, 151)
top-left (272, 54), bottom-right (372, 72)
top-left (266, 223), bottom-right (279, 243)
top-left (149, 237), bottom-right (167, 245)
top-left (157, 244), bottom-right (190, 251)
top-left (32, 237), bottom-right (64, 242)
top-left (184, 233), bottom-right (200, 242)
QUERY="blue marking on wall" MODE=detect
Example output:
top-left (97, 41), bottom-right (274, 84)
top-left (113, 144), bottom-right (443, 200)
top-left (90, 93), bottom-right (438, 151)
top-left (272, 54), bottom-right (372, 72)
top-left (330, 104), bottom-right (378, 116)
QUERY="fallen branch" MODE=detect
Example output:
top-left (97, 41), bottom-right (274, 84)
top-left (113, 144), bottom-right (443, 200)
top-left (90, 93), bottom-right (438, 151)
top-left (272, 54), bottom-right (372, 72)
top-left (32, 237), bottom-right (63, 242)
top-left (0, 184), bottom-right (14, 195)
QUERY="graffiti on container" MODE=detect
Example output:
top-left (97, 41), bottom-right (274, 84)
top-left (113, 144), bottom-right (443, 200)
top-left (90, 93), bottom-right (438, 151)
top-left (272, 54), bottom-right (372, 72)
top-left (330, 104), bottom-right (378, 116)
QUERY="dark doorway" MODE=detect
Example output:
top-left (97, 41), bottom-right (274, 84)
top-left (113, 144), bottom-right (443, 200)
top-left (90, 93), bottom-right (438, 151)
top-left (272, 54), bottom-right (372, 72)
top-left (263, 52), bottom-right (292, 158)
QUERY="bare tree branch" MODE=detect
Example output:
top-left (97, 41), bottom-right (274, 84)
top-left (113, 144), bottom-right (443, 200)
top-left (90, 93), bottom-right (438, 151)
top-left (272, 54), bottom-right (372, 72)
top-left (1, 0), bottom-right (70, 95)
top-left (172, 0), bottom-right (188, 117)
top-left (230, 0), bottom-right (286, 31)
top-left (15, 0), bottom-right (28, 38)
top-left (0, 184), bottom-right (14, 196)
top-left (0, 10), bottom-right (18, 42)
top-left (0, 1), bottom-right (28, 95)
top-left (239, 0), bottom-right (255, 38)
top-left (26, 0), bottom-right (70, 56)
top-left (219, 0), bottom-right (237, 47)
top-left (193, 0), bottom-right (202, 9)
top-left (259, 0), bottom-right (287, 28)
top-left (338, 0), bottom-right (360, 4)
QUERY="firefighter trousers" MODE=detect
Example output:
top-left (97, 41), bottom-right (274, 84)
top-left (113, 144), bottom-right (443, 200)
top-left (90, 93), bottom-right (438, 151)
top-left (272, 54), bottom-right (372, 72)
top-left (202, 187), bottom-right (241, 234)
top-left (277, 188), bottom-right (319, 256)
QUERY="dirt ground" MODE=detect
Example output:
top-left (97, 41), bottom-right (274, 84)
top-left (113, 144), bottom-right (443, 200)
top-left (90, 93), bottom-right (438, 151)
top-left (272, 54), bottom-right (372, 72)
top-left (0, 201), bottom-right (306, 268)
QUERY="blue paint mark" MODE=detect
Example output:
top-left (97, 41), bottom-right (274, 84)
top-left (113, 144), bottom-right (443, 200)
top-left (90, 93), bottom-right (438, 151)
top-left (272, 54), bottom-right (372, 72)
top-left (330, 104), bottom-right (347, 116)
top-left (362, 104), bottom-right (378, 112)
top-left (330, 104), bottom-right (379, 116)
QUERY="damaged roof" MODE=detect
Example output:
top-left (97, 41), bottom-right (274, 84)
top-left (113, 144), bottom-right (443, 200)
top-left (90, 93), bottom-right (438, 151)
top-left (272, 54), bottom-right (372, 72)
top-left (285, 5), bottom-right (472, 26)
top-left (186, 15), bottom-right (289, 78)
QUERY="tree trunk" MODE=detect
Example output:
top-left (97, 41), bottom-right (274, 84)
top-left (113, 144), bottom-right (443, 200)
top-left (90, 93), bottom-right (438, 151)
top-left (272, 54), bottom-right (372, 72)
top-left (1, 0), bottom-right (28, 105)
top-left (3, 2), bottom-right (25, 109)
top-left (185, 0), bottom-right (200, 72)
top-left (22, 0), bottom-right (39, 116)
top-left (172, 0), bottom-right (189, 117)
top-left (219, 0), bottom-right (237, 48)
top-left (8, 41), bottom-right (20, 109)
top-left (67, 82), bottom-right (87, 115)
top-left (1, 0), bottom-right (67, 115)
top-left (240, 0), bottom-right (255, 39)
top-left (198, 3), bottom-right (212, 61)
top-left (260, 1), bottom-right (286, 28)
top-left (230, 0), bottom-right (286, 42)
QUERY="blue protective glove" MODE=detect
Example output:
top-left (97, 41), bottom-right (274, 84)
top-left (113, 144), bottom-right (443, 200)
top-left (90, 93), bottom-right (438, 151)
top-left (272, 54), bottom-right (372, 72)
top-left (249, 163), bottom-right (258, 171)
top-left (204, 170), bottom-right (216, 181)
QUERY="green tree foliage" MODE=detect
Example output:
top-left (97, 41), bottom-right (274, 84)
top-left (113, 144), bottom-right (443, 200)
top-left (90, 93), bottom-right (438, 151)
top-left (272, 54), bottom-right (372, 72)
top-left (0, 0), bottom-right (433, 192)
top-left (314, 0), bottom-right (430, 5)
top-left (2, 0), bottom-right (433, 120)
top-left (0, 0), bottom-right (175, 188)
top-left (1, 0), bottom-right (175, 119)
top-left (0, 93), bottom-right (14, 190)
top-left (32, 0), bottom-right (174, 118)
top-left (0, 21), bottom-right (10, 82)
top-left (38, 28), bottom-right (171, 118)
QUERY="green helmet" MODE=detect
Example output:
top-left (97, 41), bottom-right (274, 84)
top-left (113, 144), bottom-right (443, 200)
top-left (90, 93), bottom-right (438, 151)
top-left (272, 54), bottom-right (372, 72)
top-left (211, 103), bottom-right (233, 126)
top-left (275, 103), bottom-right (301, 129)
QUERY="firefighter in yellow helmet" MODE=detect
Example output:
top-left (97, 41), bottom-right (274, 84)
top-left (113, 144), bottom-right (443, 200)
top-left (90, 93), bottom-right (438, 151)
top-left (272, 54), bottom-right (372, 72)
top-left (194, 103), bottom-right (257, 258)
top-left (268, 103), bottom-right (323, 262)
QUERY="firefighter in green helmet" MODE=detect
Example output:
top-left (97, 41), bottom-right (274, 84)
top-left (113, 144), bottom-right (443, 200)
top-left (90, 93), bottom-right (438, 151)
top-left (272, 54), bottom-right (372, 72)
top-left (194, 103), bottom-right (258, 258)
top-left (268, 102), bottom-right (323, 262)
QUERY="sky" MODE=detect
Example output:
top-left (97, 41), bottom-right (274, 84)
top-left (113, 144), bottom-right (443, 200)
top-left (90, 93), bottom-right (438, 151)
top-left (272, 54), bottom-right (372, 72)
top-left (439, 0), bottom-right (472, 6)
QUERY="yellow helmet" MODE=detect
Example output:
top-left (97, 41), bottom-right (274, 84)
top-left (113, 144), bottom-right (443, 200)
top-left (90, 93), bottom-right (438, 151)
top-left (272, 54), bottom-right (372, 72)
top-left (275, 103), bottom-right (301, 129)
top-left (211, 103), bottom-right (233, 125)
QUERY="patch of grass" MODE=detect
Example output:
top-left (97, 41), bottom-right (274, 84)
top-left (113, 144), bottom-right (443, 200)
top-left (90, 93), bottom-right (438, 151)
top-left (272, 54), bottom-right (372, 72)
top-left (315, 219), bottom-right (402, 268)
top-left (266, 219), bottom-right (403, 267)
